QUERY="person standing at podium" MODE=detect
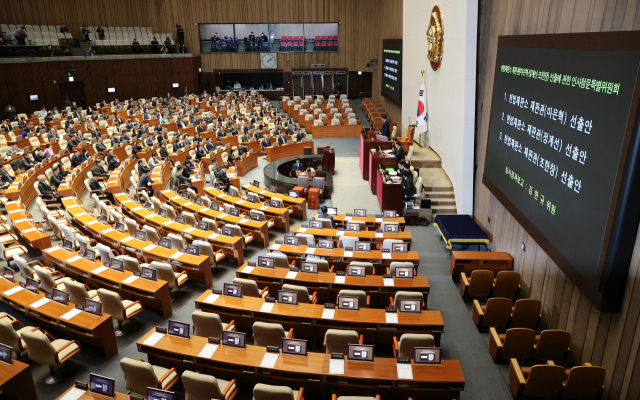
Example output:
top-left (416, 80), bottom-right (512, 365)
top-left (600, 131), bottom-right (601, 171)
top-left (291, 158), bottom-right (304, 177)
top-left (380, 114), bottom-right (390, 138)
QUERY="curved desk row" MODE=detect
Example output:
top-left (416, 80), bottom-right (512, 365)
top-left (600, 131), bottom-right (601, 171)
top-left (314, 213), bottom-right (406, 229)
top-left (235, 263), bottom-right (429, 308)
top-left (265, 140), bottom-right (315, 162)
top-left (5, 201), bottom-right (52, 250)
top-left (291, 225), bottom-right (413, 246)
top-left (195, 291), bottom-right (443, 347)
top-left (241, 183), bottom-right (307, 220)
top-left (137, 328), bottom-right (464, 400)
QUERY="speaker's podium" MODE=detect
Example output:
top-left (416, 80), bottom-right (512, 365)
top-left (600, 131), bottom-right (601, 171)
top-left (317, 146), bottom-right (335, 173)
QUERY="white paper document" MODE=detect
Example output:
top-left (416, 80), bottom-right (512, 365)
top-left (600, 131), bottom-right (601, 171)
top-left (305, 247), bottom-right (316, 254)
top-left (376, 218), bottom-right (383, 223)
top-left (259, 302), bottom-right (275, 313)
top-left (383, 278), bottom-right (395, 287)
top-left (322, 308), bottom-right (336, 319)
top-left (344, 216), bottom-right (352, 221)
top-left (121, 236), bottom-right (135, 243)
top-left (92, 266), bottom-right (109, 274)
top-left (329, 358), bottom-right (345, 374)
top-left (184, 227), bottom-right (196, 233)
top-left (60, 308), bottom-right (82, 321)
top-left (65, 255), bottom-right (83, 263)
top-left (375, 232), bottom-right (384, 238)
top-left (87, 220), bottom-right (100, 225)
top-left (298, 228), bottom-right (307, 233)
top-left (45, 246), bottom-right (62, 253)
top-left (242, 266), bottom-right (255, 274)
top-left (343, 251), bottom-right (353, 257)
top-left (143, 332), bottom-right (165, 346)
top-left (259, 190), bottom-right (268, 194)
top-left (30, 297), bottom-right (52, 308)
top-left (14, 218), bottom-right (28, 223)
top-left (102, 228), bottom-right (114, 234)
top-left (3, 286), bottom-right (23, 296)
top-left (208, 233), bottom-right (220, 239)
top-left (218, 213), bottom-right (228, 218)
top-left (133, 207), bottom-right (144, 211)
top-left (183, 202), bottom-right (193, 206)
top-left (397, 363), bottom-right (414, 380)
top-left (382, 253), bottom-right (392, 259)
top-left (200, 207), bottom-right (210, 213)
top-left (285, 271), bottom-right (298, 279)
top-left (238, 218), bottom-right (249, 224)
top-left (122, 275), bottom-right (140, 284)
top-left (143, 244), bottom-right (157, 251)
top-left (336, 231), bottom-right (344, 236)
top-left (260, 352), bottom-right (280, 368)
top-left (170, 251), bottom-right (185, 259)
top-left (23, 228), bottom-right (37, 233)
top-left (162, 220), bottom-right (173, 226)
top-left (203, 293), bottom-right (220, 304)
top-left (270, 244), bottom-right (281, 250)
top-left (259, 205), bottom-right (268, 210)
top-left (385, 313), bottom-right (399, 324)
top-left (146, 213), bottom-right (157, 219)
top-left (59, 387), bottom-right (87, 400)
top-left (334, 276), bottom-right (346, 284)
top-left (76, 212), bottom-right (87, 217)
top-left (198, 343), bottom-right (219, 358)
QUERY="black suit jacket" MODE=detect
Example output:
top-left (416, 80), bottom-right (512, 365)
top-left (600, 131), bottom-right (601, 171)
top-left (138, 174), bottom-right (154, 190)
top-left (396, 147), bottom-right (405, 161)
top-left (0, 171), bottom-right (14, 184)
top-left (38, 181), bottom-right (55, 194)
top-left (49, 173), bottom-right (64, 188)
top-left (108, 159), bottom-right (121, 171)
top-left (277, 136), bottom-right (287, 145)
top-left (380, 120), bottom-right (390, 137)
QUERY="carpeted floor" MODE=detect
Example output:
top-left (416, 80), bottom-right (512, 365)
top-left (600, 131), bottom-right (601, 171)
top-left (0, 99), bottom-right (512, 400)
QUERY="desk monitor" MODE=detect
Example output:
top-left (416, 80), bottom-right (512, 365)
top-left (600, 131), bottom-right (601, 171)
top-left (85, 298), bottom-right (102, 316)
top-left (147, 388), bottom-right (175, 400)
top-left (309, 220), bottom-right (323, 229)
top-left (3, 267), bottom-right (14, 282)
top-left (52, 288), bottom-right (69, 305)
top-left (277, 290), bottom-right (298, 305)
top-left (0, 343), bottom-right (12, 365)
top-left (110, 259), bottom-right (124, 272)
top-left (251, 212), bottom-right (264, 222)
top-left (135, 229), bottom-right (147, 241)
top-left (194, 196), bottom-right (203, 206)
top-left (25, 277), bottom-right (39, 294)
top-left (222, 227), bottom-right (234, 237)
top-left (327, 207), bottom-right (338, 215)
top-left (414, 347), bottom-right (441, 365)
top-left (175, 215), bottom-right (187, 225)
top-left (84, 249), bottom-right (97, 262)
top-left (133, 195), bottom-right (140, 203)
top-left (114, 222), bottom-right (125, 233)
top-left (144, 201), bottom-right (153, 211)
top-left (223, 283), bottom-right (242, 297)
top-left (392, 243), bottom-right (409, 253)
top-left (383, 210), bottom-right (397, 218)
top-left (355, 241), bottom-right (371, 252)
top-left (158, 208), bottom-right (168, 218)
top-left (346, 222), bottom-right (361, 232)
top-left (269, 199), bottom-right (280, 208)
top-left (196, 221), bottom-right (209, 231)
top-left (98, 215), bottom-right (108, 224)
top-left (398, 299), bottom-right (422, 313)
top-left (288, 191), bottom-right (299, 198)
top-left (229, 207), bottom-right (240, 217)
top-left (247, 195), bottom-right (257, 204)
top-left (338, 296), bottom-right (359, 310)
top-left (62, 239), bottom-right (74, 252)
top-left (90, 374), bottom-right (115, 398)
top-left (282, 338), bottom-right (308, 356)
top-left (180, 191), bottom-right (189, 200)
top-left (354, 209), bottom-right (367, 217)
top-left (186, 244), bottom-right (200, 256)
top-left (284, 236), bottom-right (299, 246)
top-left (168, 320), bottom-right (190, 339)
top-left (269, 186), bottom-right (277, 193)
top-left (222, 331), bottom-right (246, 348)
top-left (384, 224), bottom-right (399, 233)
top-left (300, 261), bottom-right (317, 274)
top-left (318, 239), bottom-right (334, 249)
top-left (347, 265), bottom-right (366, 277)
top-left (158, 237), bottom-right (172, 249)
top-left (395, 266), bottom-right (414, 278)
top-left (141, 266), bottom-right (157, 281)
top-left (253, 180), bottom-right (260, 187)
top-left (258, 256), bottom-right (274, 269)
top-left (348, 344), bottom-right (374, 362)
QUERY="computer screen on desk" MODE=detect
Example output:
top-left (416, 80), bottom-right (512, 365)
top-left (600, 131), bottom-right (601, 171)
top-left (223, 283), bottom-right (242, 297)
top-left (327, 207), bottom-right (337, 215)
top-left (277, 290), bottom-right (298, 305)
top-left (90, 374), bottom-right (115, 397)
top-left (355, 241), bottom-right (371, 252)
top-left (136, 230), bottom-right (147, 241)
top-left (2, 267), bottom-right (14, 282)
top-left (168, 320), bottom-right (190, 339)
top-left (25, 277), bottom-right (39, 294)
top-left (85, 298), bottom-right (102, 316)
top-left (414, 347), bottom-right (441, 364)
top-left (0, 343), bottom-right (12, 364)
top-left (384, 224), bottom-right (399, 233)
top-left (258, 256), bottom-right (274, 269)
top-left (110, 259), bottom-right (124, 272)
top-left (398, 299), bottom-right (422, 313)
top-left (346, 222), bottom-right (360, 232)
top-left (354, 209), bottom-right (366, 217)
top-left (338, 296), bottom-right (359, 310)
top-left (347, 265), bottom-right (366, 277)
top-left (282, 338), bottom-right (308, 356)
top-left (309, 220), bottom-right (323, 229)
top-left (158, 208), bottom-right (168, 218)
top-left (392, 243), bottom-right (408, 253)
top-left (251, 212), bottom-right (264, 221)
top-left (289, 191), bottom-right (299, 198)
top-left (284, 236), bottom-right (299, 246)
top-left (348, 344), bottom-right (374, 362)
top-left (300, 261), bottom-right (317, 273)
top-left (318, 239), bottom-right (334, 249)
top-left (52, 288), bottom-right (69, 305)
top-left (147, 388), bottom-right (175, 400)
top-left (383, 210), bottom-right (396, 218)
top-left (141, 267), bottom-right (156, 281)
top-left (394, 266), bottom-right (414, 278)
top-left (186, 244), bottom-right (200, 256)
top-left (222, 331), bottom-right (246, 348)
top-left (159, 237), bottom-right (172, 249)
top-left (84, 249), bottom-right (97, 262)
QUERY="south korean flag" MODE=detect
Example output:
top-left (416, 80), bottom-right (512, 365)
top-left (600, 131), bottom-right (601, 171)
top-left (416, 79), bottom-right (428, 146)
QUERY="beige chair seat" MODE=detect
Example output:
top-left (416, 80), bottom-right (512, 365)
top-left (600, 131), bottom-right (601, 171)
top-left (54, 277), bottom-right (75, 291)
top-left (51, 339), bottom-right (81, 362)
top-left (176, 273), bottom-right (188, 285)
top-left (16, 326), bottom-right (31, 349)
top-left (4, 245), bottom-right (28, 258)
top-left (87, 290), bottom-right (99, 299)
top-left (0, 234), bottom-right (20, 244)
top-left (152, 365), bottom-right (178, 390)
top-left (123, 300), bottom-right (143, 317)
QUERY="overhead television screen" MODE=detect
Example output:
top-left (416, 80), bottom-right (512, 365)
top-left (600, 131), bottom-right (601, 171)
top-left (482, 32), bottom-right (640, 311)
top-left (381, 39), bottom-right (402, 105)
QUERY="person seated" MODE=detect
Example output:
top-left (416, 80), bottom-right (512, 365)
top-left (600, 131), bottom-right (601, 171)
top-left (37, 175), bottom-right (61, 204)
top-left (49, 165), bottom-right (65, 188)
top-left (89, 175), bottom-right (114, 203)
top-left (402, 169), bottom-right (416, 201)
top-left (175, 165), bottom-right (194, 190)
top-left (291, 158), bottom-right (304, 177)
top-left (158, 143), bottom-right (169, 159)
top-left (0, 164), bottom-right (14, 189)
top-left (317, 205), bottom-right (336, 227)
top-left (204, 138), bottom-right (216, 152)
top-left (33, 148), bottom-right (46, 163)
top-left (91, 160), bottom-right (109, 179)
top-left (195, 145), bottom-right (207, 160)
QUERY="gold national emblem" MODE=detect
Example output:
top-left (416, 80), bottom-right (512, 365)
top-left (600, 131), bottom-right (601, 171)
top-left (427, 5), bottom-right (444, 71)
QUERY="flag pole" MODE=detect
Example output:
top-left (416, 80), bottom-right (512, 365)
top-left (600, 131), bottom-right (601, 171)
top-left (421, 69), bottom-right (424, 84)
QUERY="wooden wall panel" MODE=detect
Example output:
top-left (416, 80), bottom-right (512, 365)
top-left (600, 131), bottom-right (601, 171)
top-left (476, 1), bottom-right (640, 398)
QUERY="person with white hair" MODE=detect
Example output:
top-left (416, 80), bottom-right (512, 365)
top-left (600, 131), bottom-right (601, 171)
top-left (37, 174), bottom-right (62, 204)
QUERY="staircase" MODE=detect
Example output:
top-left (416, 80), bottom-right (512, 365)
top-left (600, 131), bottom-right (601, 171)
top-left (413, 147), bottom-right (457, 217)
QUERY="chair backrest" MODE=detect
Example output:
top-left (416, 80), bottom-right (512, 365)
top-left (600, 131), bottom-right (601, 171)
top-left (12, 255), bottom-right (35, 280)
top-left (167, 233), bottom-right (185, 249)
top-left (500, 328), bottom-right (537, 361)
top-left (150, 197), bottom-right (162, 213)
top-left (96, 243), bottom-right (114, 265)
top-left (521, 364), bottom-right (567, 398)
top-left (193, 240), bottom-right (214, 264)
top-left (253, 383), bottom-right (295, 400)
top-left (124, 217), bottom-right (139, 235)
top-left (253, 321), bottom-right (286, 348)
top-left (191, 310), bottom-right (224, 338)
top-left (0, 318), bottom-right (22, 352)
top-left (151, 262), bottom-right (178, 288)
top-left (493, 271), bottom-right (521, 298)
top-left (65, 280), bottom-right (91, 305)
top-left (482, 297), bottom-right (513, 329)
top-left (337, 289), bottom-right (367, 307)
top-left (143, 226), bottom-right (161, 243)
top-left (118, 255), bottom-right (142, 274)
top-left (303, 258), bottom-right (329, 272)
top-left (510, 298), bottom-right (541, 329)
top-left (296, 233), bottom-right (315, 247)
top-left (232, 277), bottom-right (261, 297)
top-left (325, 329), bottom-right (360, 354)
top-left (562, 365), bottom-right (606, 399)
top-left (389, 261), bottom-right (414, 275)
top-left (338, 236), bottom-right (358, 248)
top-left (349, 261), bottom-right (374, 275)
top-left (398, 333), bottom-right (435, 358)
top-left (394, 291), bottom-right (424, 306)
top-left (269, 252), bottom-right (290, 269)
top-left (98, 288), bottom-right (125, 321)
top-left (120, 357), bottom-right (161, 394)
top-left (33, 265), bottom-right (57, 294)
top-left (467, 270), bottom-right (495, 298)
top-left (282, 284), bottom-right (310, 303)
top-left (533, 330), bottom-right (571, 364)
top-left (21, 329), bottom-right (56, 366)
top-left (182, 370), bottom-right (224, 400)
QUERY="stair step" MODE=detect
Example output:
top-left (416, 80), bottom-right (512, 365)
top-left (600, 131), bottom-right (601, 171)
top-left (432, 205), bottom-right (457, 215)
top-left (429, 199), bottom-right (456, 206)
top-left (423, 190), bottom-right (455, 199)
top-left (422, 186), bottom-right (453, 192)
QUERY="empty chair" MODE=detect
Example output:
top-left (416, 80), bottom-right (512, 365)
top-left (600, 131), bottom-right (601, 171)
top-left (492, 270), bottom-right (521, 299)
top-left (296, 233), bottom-right (315, 246)
top-left (337, 289), bottom-right (369, 307)
top-left (150, 197), bottom-right (162, 213)
top-left (117, 255), bottom-right (148, 274)
top-left (97, 288), bottom-right (143, 335)
top-left (164, 204), bottom-right (178, 219)
top-left (388, 261), bottom-right (415, 276)
top-left (253, 321), bottom-right (293, 348)
top-left (269, 252), bottom-right (293, 269)
top-left (13, 255), bottom-right (60, 282)
top-left (143, 225), bottom-right (161, 243)
top-left (301, 258), bottom-right (331, 272)
top-left (561, 363), bottom-right (606, 400)
top-left (488, 327), bottom-right (537, 363)
top-left (182, 211), bottom-right (197, 226)
top-left (348, 261), bottom-right (375, 275)
top-left (324, 329), bottom-right (362, 354)
top-left (21, 329), bottom-right (81, 384)
top-left (124, 217), bottom-right (139, 235)
top-left (150, 261), bottom-right (188, 290)
top-left (282, 283), bottom-right (317, 304)
top-left (253, 383), bottom-right (304, 400)
top-left (460, 270), bottom-right (495, 299)
top-left (120, 357), bottom-right (178, 395)
top-left (314, 217), bottom-right (333, 228)
top-left (392, 333), bottom-right (435, 358)
top-left (96, 243), bottom-right (118, 265)
top-left (167, 233), bottom-right (186, 250)
top-left (182, 370), bottom-right (239, 400)
top-left (532, 329), bottom-right (571, 364)
top-left (33, 265), bottom-right (75, 294)
top-left (510, 298), bottom-right (542, 329)
top-left (472, 297), bottom-right (513, 330)
top-left (191, 310), bottom-right (234, 338)
top-left (338, 236), bottom-right (358, 249)
top-left (509, 360), bottom-right (566, 400)
top-left (193, 239), bottom-right (224, 265)
top-left (0, 316), bottom-right (33, 360)
top-left (232, 277), bottom-right (269, 298)
top-left (389, 291), bottom-right (425, 310)
top-left (64, 280), bottom-right (99, 305)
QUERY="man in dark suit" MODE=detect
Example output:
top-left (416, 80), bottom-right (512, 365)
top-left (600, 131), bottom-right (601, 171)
top-left (159, 143), bottom-right (169, 160)
top-left (95, 139), bottom-right (107, 153)
top-left (0, 164), bottom-right (14, 189)
top-left (138, 171), bottom-right (155, 196)
top-left (394, 141), bottom-right (405, 163)
top-left (176, 119), bottom-right (187, 129)
top-left (260, 136), bottom-right (271, 150)
top-left (108, 155), bottom-right (121, 171)
top-left (277, 132), bottom-right (287, 146)
top-left (175, 165), bottom-right (194, 190)
top-left (49, 165), bottom-right (65, 188)
top-left (205, 138), bottom-right (216, 152)
top-left (196, 122), bottom-right (206, 134)
top-left (380, 114), bottom-right (390, 138)
top-left (70, 149), bottom-right (84, 168)
top-left (137, 159), bottom-right (149, 175)
top-left (290, 158), bottom-right (304, 177)
top-left (37, 175), bottom-right (61, 204)
top-left (89, 175), bottom-right (114, 203)
top-left (402, 169), bottom-right (416, 200)
top-left (317, 206), bottom-right (336, 228)
top-left (91, 160), bottom-right (109, 179)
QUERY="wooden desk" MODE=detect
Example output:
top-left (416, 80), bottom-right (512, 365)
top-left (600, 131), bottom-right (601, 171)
top-left (242, 184), bottom-right (307, 220)
top-left (168, 144), bottom-right (197, 166)
top-left (369, 151), bottom-right (398, 195)
top-left (56, 386), bottom-right (129, 400)
top-left (450, 251), bottom-right (513, 280)
top-left (61, 197), bottom-right (213, 287)
top-left (236, 263), bottom-right (429, 308)
top-left (311, 124), bottom-right (364, 138)
top-left (0, 277), bottom-right (118, 359)
top-left (360, 133), bottom-right (393, 181)
top-left (195, 292), bottom-right (443, 347)
top-left (57, 159), bottom-right (95, 198)
top-left (292, 225), bottom-right (412, 247)
top-left (377, 168), bottom-right (404, 215)
top-left (4, 201), bottom-right (52, 250)
top-left (0, 359), bottom-right (37, 400)
top-left (265, 141), bottom-right (314, 162)
top-left (106, 158), bottom-right (135, 194)
top-left (319, 146), bottom-right (335, 174)
top-left (137, 328), bottom-right (463, 399)
top-left (204, 186), bottom-right (291, 232)
top-left (235, 150), bottom-right (259, 177)
top-left (115, 193), bottom-right (244, 266)
top-left (316, 213), bottom-right (406, 229)
top-left (42, 246), bottom-right (173, 319)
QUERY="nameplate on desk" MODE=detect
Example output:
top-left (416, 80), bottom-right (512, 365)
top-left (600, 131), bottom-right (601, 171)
top-left (155, 326), bottom-right (168, 333)
top-left (74, 381), bottom-right (89, 390)
top-left (248, 262), bottom-right (256, 266)
top-left (212, 289), bottom-right (222, 294)
top-left (208, 337), bottom-right (220, 344)
top-left (62, 196), bottom-right (74, 201)
top-left (203, 293), bottom-right (220, 304)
